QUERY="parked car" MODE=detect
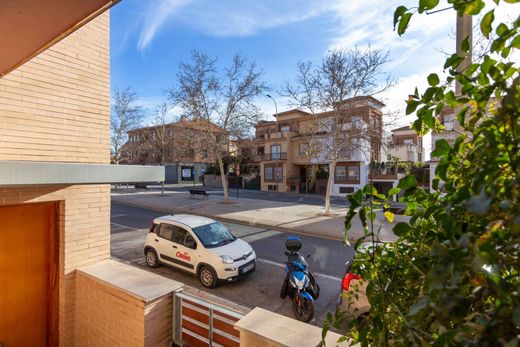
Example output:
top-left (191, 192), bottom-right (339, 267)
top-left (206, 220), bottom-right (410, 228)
top-left (144, 214), bottom-right (256, 288)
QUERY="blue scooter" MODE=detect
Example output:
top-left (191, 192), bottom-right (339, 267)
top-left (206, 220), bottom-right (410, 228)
top-left (280, 236), bottom-right (320, 322)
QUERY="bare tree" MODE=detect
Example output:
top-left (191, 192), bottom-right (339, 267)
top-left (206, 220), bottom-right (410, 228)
top-left (167, 50), bottom-right (268, 202)
top-left (138, 103), bottom-right (176, 165)
top-left (284, 48), bottom-right (394, 214)
top-left (111, 87), bottom-right (143, 164)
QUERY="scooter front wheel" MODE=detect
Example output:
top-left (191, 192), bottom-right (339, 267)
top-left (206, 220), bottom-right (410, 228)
top-left (292, 294), bottom-right (314, 322)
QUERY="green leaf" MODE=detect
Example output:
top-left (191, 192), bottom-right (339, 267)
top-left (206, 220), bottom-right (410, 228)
top-left (406, 99), bottom-right (420, 114)
top-left (431, 139), bottom-right (450, 157)
top-left (427, 73), bottom-right (440, 86)
top-left (398, 175), bottom-right (417, 190)
top-left (463, 0), bottom-right (485, 15)
top-left (512, 34), bottom-right (520, 49)
top-left (397, 13), bottom-right (413, 36)
top-left (419, 0), bottom-right (439, 11)
top-left (393, 222), bottom-right (410, 236)
top-left (363, 184), bottom-right (377, 195)
top-left (348, 189), bottom-right (363, 208)
top-left (389, 187), bottom-right (401, 196)
top-left (480, 10), bottom-right (495, 38)
top-left (393, 6), bottom-right (407, 28)
top-left (461, 37), bottom-right (470, 53)
top-left (496, 23), bottom-right (508, 37)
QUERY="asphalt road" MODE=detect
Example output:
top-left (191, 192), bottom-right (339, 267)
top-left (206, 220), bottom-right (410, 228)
top-left (111, 202), bottom-right (354, 327)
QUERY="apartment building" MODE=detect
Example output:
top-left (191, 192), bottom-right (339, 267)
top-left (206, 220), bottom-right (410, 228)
top-left (0, 2), bottom-right (172, 346)
top-left (254, 96), bottom-right (398, 196)
top-left (386, 125), bottom-right (424, 162)
top-left (124, 119), bottom-right (227, 183)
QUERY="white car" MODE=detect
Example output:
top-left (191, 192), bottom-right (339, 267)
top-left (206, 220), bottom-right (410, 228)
top-left (144, 214), bottom-right (256, 288)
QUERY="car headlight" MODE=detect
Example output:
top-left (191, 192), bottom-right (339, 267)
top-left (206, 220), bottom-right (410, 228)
top-left (219, 255), bottom-right (234, 264)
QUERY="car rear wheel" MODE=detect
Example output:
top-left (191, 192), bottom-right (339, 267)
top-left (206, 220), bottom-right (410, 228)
top-left (145, 248), bottom-right (159, 268)
top-left (199, 266), bottom-right (218, 288)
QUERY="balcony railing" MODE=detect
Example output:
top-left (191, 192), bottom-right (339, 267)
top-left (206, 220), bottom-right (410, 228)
top-left (368, 162), bottom-right (398, 179)
top-left (388, 143), bottom-right (417, 149)
top-left (256, 152), bottom-right (287, 161)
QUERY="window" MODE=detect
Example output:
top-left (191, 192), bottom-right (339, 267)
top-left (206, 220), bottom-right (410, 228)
top-left (171, 226), bottom-right (187, 245)
top-left (157, 224), bottom-right (175, 241)
top-left (201, 149), bottom-right (208, 158)
top-left (404, 138), bottom-right (413, 144)
top-left (192, 222), bottom-right (236, 248)
top-left (348, 166), bottom-right (360, 180)
top-left (335, 165), bottom-right (360, 182)
top-left (264, 167), bottom-right (273, 180)
top-left (352, 116), bottom-right (362, 129)
top-left (281, 126), bottom-right (290, 137)
top-left (335, 166), bottom-right (347, 181)
top-left (184, 234), bottom-right (197, 249)
top-left (443, 114), bottom-right (454, 130)
top-left (264, 166), bottom-right (282, 181)
top-left (271, 145), bottom-right (281, 160)
top-left (299, 143), bottom-right (309, 155)
top-left (257, 147), bottom-right (265, 155)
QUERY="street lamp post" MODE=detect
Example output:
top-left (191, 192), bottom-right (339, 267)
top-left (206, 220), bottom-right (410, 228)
top-left (266, 94), bottom-right (279, 192)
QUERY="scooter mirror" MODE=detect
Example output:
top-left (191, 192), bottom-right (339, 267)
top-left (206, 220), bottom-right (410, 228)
top-left (306, 253), bottom-right (312, 259)
top-left (284, 251), bottom-right (291, 256)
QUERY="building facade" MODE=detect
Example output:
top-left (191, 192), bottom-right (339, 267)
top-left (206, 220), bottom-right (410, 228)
top-left (124, 120), bottom-right (227, 183)
top-left (386, 125), bottom-right (424, 162)
top-left (254, 96), bottom-right (398, 196)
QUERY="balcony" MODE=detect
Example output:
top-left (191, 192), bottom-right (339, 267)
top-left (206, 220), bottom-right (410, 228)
top-left (368, 162), bottom-right (398, 180)
top-left (256, 152), bottom-right (288, 161)
top-left (388, 143), bottom-right (417, 150)
top-left (255, 131), bottom-right (296, 141)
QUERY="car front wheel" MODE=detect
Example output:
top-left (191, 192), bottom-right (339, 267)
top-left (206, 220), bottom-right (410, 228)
top-left (145, 248), bottom-right (159, 268)
top-left (199, 266), bottom-right (218, 288)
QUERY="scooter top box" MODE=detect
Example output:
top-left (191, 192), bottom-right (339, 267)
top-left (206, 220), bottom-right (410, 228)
top-left (285, 236), bottom-right (302, 252)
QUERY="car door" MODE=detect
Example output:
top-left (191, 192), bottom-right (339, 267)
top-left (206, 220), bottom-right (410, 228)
top-left (169, 225), bottom-right (197, 273)
top-left (154, 223), bottom-right (179, 268)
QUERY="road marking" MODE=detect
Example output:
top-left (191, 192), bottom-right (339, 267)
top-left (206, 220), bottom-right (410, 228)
top-left (256, 258), bottom-right (342, 282)
top-left (111, 214), bottom-right (127, 218)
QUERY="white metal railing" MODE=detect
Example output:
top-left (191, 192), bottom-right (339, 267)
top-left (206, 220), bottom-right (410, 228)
top-left (173, 291), bottom-right (245, 347)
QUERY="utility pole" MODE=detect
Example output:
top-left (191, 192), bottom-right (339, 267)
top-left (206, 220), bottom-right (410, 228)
top-left (266, 95), bottom-right (279, 192)
top-left (455, 14), bottom-right (473, 97)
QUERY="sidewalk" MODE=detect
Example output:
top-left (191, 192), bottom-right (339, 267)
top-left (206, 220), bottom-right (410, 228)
top-left (111, 189), bottom-right (399, 241)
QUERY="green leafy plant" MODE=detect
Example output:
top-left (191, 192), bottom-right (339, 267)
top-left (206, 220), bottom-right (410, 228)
top-left (322, 1), bottom-right (519, 346)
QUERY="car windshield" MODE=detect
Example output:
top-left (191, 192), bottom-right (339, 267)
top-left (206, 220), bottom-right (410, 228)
top-left (192, 222), bottom-right (236, 248)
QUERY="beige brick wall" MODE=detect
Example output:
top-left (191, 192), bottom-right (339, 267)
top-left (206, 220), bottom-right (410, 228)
top-left (0, 11), bottom-right (110, 164)
top-left (76, 273), bottom-right (145, 347)
top-left (0, 11), bottom-right (112, 346)
top-left (0, 184), bottom-right (111, 345)
top-left (75, 272), bottom-right (173, 347)
top-left (144, 295), bottom-right (173, 347)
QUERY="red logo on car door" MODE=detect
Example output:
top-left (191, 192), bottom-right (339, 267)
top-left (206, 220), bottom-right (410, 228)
top-left (176, 251), bottom-right (191, 262)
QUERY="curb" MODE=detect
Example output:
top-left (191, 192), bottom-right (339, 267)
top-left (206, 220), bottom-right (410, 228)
top-left (112, 198), bottom-right (348, 241)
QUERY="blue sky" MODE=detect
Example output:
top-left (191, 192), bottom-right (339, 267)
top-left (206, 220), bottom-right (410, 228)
top-left (110, 0), bottom-right (484, 158)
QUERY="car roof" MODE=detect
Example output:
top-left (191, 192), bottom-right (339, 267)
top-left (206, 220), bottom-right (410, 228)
top-left (153, 214), bottom-right (216, 229)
